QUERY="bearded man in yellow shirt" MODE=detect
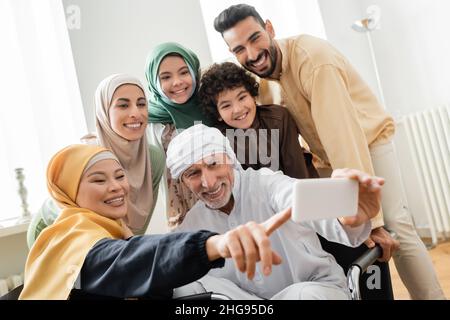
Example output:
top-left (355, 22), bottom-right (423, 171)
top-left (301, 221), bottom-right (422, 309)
top-left (213, 3), bottom-right (444, 300)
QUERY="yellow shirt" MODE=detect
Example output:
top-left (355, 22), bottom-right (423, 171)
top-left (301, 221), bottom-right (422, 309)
top-left (260, 35), bottom-right (395, 228)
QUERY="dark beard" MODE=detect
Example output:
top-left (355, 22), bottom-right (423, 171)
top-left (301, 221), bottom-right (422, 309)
top-left (244, 41), bottom-right (278, 78)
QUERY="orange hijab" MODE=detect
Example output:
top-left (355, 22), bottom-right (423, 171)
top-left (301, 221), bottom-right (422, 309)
top-left (19, 145), bottom-right (129, 300)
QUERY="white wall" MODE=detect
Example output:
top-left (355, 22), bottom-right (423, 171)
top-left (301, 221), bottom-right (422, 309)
top-left (62, 0), bottom-right (212, 133)
top-left (318, 0), bottom-right (450, 118)
top-left (360, 0), bottom-right (450, 116)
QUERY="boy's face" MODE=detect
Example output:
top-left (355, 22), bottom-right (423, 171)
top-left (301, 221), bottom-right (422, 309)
top-left (216, 86), bottom-right (257, 129)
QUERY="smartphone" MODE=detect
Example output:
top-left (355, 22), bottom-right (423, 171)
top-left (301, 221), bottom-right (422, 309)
top-left (291, 178), bottom-right (359, 223)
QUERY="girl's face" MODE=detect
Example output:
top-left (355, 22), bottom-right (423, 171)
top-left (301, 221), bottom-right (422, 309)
top-left (109, 84), bottom-right (148, 141)
top-left (158, 56), bottom-right (194, 104)
top-left (76, 159), bottom-right (129, 219)
top-left (216, 86), bottom-right (257, 129)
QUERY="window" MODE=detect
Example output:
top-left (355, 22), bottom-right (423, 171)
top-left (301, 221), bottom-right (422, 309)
top-left (199, 0), bottom-right (327, 62)
top-left (0, 0), bottom-right (86, 222)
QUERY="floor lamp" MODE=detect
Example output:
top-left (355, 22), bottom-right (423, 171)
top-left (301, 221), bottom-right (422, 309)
top-left (351, 5), bottom-right (386, 109)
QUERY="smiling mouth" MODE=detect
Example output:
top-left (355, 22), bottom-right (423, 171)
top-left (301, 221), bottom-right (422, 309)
top-left (234, 112), bottom-right (248, 121)
top-left (249, 51), bottom-right (267, 68)
top-left (124, 122), bottom-right (143, 129)
top-left (104, 195), bottom-right (125, 206)
top-left (171, 87), bottom-right (188, 96)
top-left (203, 184), bottom-right (224, 200)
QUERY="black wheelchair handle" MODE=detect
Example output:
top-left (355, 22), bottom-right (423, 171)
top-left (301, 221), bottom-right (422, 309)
top-left (351, 230), bottom-right (397, 272)
top-left (350, 245), bottom-right (382, 272)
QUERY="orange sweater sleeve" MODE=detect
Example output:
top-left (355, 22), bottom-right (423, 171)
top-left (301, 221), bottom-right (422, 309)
top-left (305, 64), bottom-right (384, 228)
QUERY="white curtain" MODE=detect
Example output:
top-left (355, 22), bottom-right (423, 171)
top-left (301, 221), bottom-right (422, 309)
top-left (0, 0), bottom-right (86, 222)
top-left (199, 0), bottom-right (327, 62)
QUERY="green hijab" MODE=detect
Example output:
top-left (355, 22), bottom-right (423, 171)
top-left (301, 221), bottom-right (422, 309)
top-left (145, 42), bottom-right (212, 129)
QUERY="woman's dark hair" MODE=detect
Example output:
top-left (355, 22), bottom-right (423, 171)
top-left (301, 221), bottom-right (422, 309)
top-left (198, 62), bottom-right (259, 123)
top-left (214, 4), bottom-right (265, 35)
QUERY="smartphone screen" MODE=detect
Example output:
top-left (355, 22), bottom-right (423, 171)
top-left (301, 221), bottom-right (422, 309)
top-left (291, 178), bottom-right (358, 223)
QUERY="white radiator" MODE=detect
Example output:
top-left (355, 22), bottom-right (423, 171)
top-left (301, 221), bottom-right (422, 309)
top-left (0, 273), bottom-right (23, 296)
top-left (394, 106), bottom-right (450, 246)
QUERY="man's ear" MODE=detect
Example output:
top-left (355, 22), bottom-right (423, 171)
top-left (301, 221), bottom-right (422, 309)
top-left (265, 19), bottom-right (275, 38)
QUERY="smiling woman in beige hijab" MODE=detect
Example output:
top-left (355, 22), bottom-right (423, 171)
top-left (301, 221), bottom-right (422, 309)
top-left (94, 74), bottom-right (160, 234)
top-left (27, 74), bottom-right (165, 244)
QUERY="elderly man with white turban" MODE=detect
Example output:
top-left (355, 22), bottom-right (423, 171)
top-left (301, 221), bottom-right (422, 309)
top-left (167, 124), bottom-right (385, 300)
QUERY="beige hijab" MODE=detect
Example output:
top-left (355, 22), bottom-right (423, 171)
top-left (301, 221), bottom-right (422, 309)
top-left (94, 74), bottom-right (153, 233)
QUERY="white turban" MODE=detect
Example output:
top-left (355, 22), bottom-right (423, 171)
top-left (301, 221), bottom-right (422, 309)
top-left (166, 124), bottom-right (239, 179)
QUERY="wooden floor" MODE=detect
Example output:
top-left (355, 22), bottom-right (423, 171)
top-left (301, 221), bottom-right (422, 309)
top-left (389, 241), bottom-right (450, 299)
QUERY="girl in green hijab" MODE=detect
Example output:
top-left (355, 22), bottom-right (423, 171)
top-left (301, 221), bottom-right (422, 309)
top-left (145, 42), bottom-right (210, 228)
top-left (145, 42), bottom-right (211, 129)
